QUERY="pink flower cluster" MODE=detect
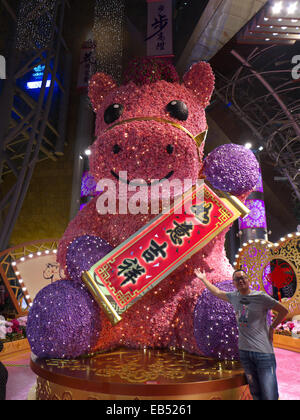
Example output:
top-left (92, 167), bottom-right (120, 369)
top-left (0, 315), bottom-right (27, 340)
top-left (276, 319), bottom-right (300, 336)
top-left (123, 57), bottom-right (180, 86)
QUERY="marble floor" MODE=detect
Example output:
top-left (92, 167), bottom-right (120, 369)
top-left (274, 348), bottom-right (300, 400)
top-left (2, 347), bottom-right (300, 400)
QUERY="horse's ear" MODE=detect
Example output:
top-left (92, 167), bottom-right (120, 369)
top-left (182, 62), bottom-right (215, 108)
top-left (88, 73), bottom-right (118, 112)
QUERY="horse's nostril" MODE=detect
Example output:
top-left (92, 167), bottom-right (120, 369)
top-left (166, 144), bottom-right (174, 155)
top-left (113, 144), bottom-right (122, 154)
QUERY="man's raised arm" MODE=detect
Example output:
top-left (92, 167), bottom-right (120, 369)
top-left (194, 269), bottom-right (229, 302)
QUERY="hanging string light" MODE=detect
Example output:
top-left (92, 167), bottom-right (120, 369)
top-left (92, 0), bottom-right (125, 83)
top-left (16, 0), bottom-right (57, 50)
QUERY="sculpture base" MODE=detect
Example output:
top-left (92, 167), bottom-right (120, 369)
top-left (30, 348), bottom-right (252, 401)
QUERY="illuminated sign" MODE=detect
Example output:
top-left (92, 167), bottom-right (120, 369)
top-left (27, 80), bottom-right (51, 89)
top-left (33, 65), bottom-right (45, 78)
top-left (83, 183), bottom-right (249, 325)
top-left (26, 64), bottom-right (52, 90)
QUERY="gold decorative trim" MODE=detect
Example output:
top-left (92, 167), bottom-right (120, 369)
top-left (210, 187), bottom-right (250, 219)
top-left (82, 271), bottom-right (122, 325)
top-left (0, 239), bottom-right (59, 315)
top-left (104, 116), bottom-right (208, 148)
top-left (234, 233), bottom-right (300, 317)
top-left (35, 376), bottom-right (251, 401)
top-left (31, 349), bottom-right (252, 400)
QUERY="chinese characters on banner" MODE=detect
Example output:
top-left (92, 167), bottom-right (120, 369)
top-left (146, 0), bottom-right (173, 57)
top-left (83, 183), bottom-right (249, 325)
top-left (77, 40), bottom-right (96, 91)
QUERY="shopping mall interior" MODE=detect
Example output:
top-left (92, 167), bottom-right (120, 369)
top-left (0, 0), bottom-right (299, 402)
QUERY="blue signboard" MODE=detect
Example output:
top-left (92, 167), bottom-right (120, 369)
top-left (26, 64), bottom-right (52, 90)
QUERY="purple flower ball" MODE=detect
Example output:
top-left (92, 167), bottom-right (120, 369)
top-left (203, 144), bottom-right (259, 195)
top-left (66, 235), bottom-right (113, 282)
top-left (194, 281), bottom-right (239, 360)
top-left (27, 280), bottom-right (101, 359)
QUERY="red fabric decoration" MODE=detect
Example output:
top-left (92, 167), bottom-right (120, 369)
top-left (266, 260), bottom-right (294, 301)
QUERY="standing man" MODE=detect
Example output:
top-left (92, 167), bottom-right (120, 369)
top-left (0, 342), bottom-right (8, 400)
top-left (194, 268), bottom-right (288, 401)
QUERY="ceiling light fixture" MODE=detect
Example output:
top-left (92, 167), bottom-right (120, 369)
top-left (272, 1), bottom-right (283, 14)
top-left (287, 2), bottom-right (298, 14)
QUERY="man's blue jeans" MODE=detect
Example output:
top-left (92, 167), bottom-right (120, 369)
top-left (239, 350), bottom-right (279, 400)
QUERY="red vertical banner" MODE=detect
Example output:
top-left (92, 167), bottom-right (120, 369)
top-left (77, 40), bottom-right (96, 91)
top-left (146, 0), bottom-right (173, 57)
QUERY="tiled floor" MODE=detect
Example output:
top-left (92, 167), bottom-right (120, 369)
top-left (275, 348), bottom-right (300, 400)
top-left (4, 356), bottom-right (36, 401)
top-left (3, 348), bottom-right (300, 400)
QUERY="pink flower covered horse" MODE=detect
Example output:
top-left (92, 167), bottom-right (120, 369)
top-left (27, 59), bottom-right (259, 359)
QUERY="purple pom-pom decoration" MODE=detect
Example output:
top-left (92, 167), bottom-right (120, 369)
top-left (203, 144), bottom-right (259, 195)
top-left (27, 280), bottom-right (101, 359)
top-left (66, 235), bottom-right (113, 282)
top-left (194, 281), bottom-right (239, 360)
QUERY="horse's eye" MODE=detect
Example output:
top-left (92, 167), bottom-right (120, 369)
top-left (166, 100), bottom-right (188, 121)
top-left (104, 103), bottom-right (124, 124)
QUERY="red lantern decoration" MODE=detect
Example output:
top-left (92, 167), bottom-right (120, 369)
top-left (266, 260), bottom-right (294, 301)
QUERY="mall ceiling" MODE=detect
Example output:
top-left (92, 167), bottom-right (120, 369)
top-left (123, 0), bottom-right (300, 235)
top-left (0, 0), bottom-right (299, 244)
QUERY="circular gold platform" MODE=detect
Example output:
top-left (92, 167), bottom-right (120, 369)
top-left (30, 348), bottom-right (252, 400)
